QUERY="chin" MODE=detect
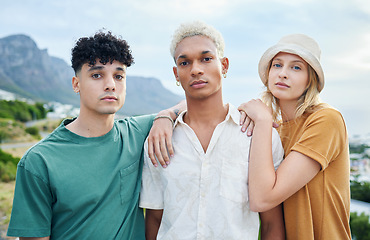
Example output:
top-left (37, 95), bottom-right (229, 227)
top-left (98, 108), bottom-right (119, 115)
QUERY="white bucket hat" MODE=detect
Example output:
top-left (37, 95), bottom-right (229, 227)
top-left (258, 34), bottom-right (325, 92)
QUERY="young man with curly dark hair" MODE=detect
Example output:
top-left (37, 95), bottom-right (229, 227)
top-left (7, 31), bottom-right (182, 240)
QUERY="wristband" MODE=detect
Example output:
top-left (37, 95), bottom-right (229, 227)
top-left (153, 115), bottom-right (175, 126)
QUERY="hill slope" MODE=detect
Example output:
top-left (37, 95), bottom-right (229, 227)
top-left (0, 34), bottom-right (183, 115)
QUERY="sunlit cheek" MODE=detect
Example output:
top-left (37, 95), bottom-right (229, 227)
top-left (267, 76), bottom-right (274, 90)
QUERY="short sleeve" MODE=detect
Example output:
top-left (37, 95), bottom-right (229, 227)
top-left (139, 138), bottom-right (165, 209)
top-left (291, 108), bottom-right (347, 170)
top-left (7, 154), bottom-right (52, 237)
top-left (131, 114), bottom-right (156, 136)
top-left (271, 128), bottom-right (284, 170)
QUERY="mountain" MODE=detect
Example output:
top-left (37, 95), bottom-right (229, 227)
top-left (0, 34), bottom-right (183, 115)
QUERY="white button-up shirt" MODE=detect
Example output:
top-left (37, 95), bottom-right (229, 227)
top-left (140, 104), bottom-right (284, 240)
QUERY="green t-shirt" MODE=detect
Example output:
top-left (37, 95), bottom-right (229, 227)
top-left (7, 115), bottom-right (154, 239)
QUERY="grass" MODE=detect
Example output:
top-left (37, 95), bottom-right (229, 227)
top-left (0, 181), bottom-right (16, 239)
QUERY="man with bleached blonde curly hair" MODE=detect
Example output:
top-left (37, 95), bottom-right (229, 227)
top-left (140, 21), bottom-right (286, 240)
top-left (169, 20), bottom-right (225, 59)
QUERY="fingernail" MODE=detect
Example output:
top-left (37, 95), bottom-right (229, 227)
top-left (170, 154), bottom-right (174, 158)
top-left (154, 163), bottom-right (158, 167)
top-left (247, 131), bottom-right (251, 136)
top-left (166, 161), bottom-right (170, 165)
top-left (162, 164), bottom-right (167, 168)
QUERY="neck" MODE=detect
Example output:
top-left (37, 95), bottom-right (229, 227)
top-left (279, 99), bottom-right (298, 122)
top-left (66, 111), bottom-right (115, 138)
top-left (184, 92), bottom-right (228, 153)
top-left (184, 92), bottom-right (227, 126)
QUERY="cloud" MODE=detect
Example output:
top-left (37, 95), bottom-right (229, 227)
top-left (0, 0), bottom-right (369, 135)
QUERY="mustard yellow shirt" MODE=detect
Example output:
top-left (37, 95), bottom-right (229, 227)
top-left (279, 107), bottom-right (351, 240)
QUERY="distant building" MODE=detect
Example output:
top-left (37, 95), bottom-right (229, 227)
top-left (0, 89), bottom-right (16, 101)
top-left (351, 199), bottom-right (370, 216)
top-left (46, 102), bottom-right (79, 119)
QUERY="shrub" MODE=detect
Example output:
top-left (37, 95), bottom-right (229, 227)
top-left (25, 126), bottom-right (41, 139)
top-left (350, 212), bottom-right (370, 240)
top-left (351, 180), bottom-right (370, 203)
top-left (0, 148), bottom-right (19, 182)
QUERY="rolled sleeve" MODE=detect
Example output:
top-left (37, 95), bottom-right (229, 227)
top-left (139, 139), bottom-right (165, 209)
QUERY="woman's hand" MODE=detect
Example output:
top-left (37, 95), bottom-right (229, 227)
top-left (238, 99), bottom-right (277, 136)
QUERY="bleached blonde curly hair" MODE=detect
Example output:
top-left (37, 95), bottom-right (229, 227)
top-left (170, 21), bottom-right (225, 60)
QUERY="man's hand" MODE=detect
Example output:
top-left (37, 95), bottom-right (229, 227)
top-left (147, 100), bottom-right (186, 168)
top-left (147, 116), bottom-right (174, 168)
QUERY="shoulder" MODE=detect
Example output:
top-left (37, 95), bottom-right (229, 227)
top-left (227, 104), bottom-right (241, 122)
top-left (115, 114), bottom-right (155, 133)
top-left (306, 106), bottom-right (346, 129)
top-left (17, 138), bottom-right (53, 184)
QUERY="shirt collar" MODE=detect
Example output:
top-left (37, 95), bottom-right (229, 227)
top-left (174, 103), bottom-right (240, 127)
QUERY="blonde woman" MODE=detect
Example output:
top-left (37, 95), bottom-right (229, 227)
top-left (238, 34), bottom-right (351, 239)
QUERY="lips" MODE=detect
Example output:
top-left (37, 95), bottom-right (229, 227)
top-left (275, 82), bottom-right (289, 88)
top-left (101, 95), bottom-right (118, 101)
top-left (190, 80), bottom-right (207, 87)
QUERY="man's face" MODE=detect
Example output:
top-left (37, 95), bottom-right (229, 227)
top-left (173, 35), bottom-right (228, 100)
top-left (73, 60), bottom-right (127, 117)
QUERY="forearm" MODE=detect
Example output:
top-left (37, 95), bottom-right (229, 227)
top-left (145, 209), bottom-right (163, 240)
top-left (260, 217), bottom-right (285, 240)
top-left (248, 120), bottom-right (278, 211)
top-left (259, 205), bottom-right (285, 240)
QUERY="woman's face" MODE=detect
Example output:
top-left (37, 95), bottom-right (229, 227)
top-left (267, 52), bottom-right (309, 104)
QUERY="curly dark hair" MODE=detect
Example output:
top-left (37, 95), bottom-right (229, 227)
top-left (71, 31), bottom-right (134, 74)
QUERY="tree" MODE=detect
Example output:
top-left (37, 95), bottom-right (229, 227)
top-left (351, 180), bottom-right (370, 203)
top-left (350, 212), bottom-right (370, 240)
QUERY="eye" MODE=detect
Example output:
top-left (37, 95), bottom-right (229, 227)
top-left (293, 65), bottom-right (301, 70)
top-left (92, 73), bottom-right (101, 79)
top-left (115, 75), bottom-right (124, 80)
top-left (203, 57), bottom-right (212, 62)
top-left (272, 63), bottom-right (282, 68)
top-left (179, 61), bottom-right (188, 66)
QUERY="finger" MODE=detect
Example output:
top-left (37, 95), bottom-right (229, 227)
top-left (239, 111), bottom-right (247, 125)
top-left (159, 136), bottom-right (170, 165)
top-left (165, 135), bottom-right (174, 159)
top-left (241, 117), bottom-right (251, 132)
top-left (154, 138), bottom-right (167, 168)
top-left (147, 139), bottom-right (158, 167)
top-left (272, 122), bottom-right (279, 128)
top-left (247, 120), bottom-right (255, 137)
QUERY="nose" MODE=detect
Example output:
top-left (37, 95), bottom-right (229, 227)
top-left (190, 61), bottom-right (204, 76)
top-left (104, 76), bottom-right (116, 92)
top-left (278, 67), bottom-right (288, 79)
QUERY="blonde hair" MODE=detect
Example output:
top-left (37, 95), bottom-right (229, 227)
top-left (262, 59), bottom-right (325, 122)
top-left (170, 21), bottom-right (225, 60)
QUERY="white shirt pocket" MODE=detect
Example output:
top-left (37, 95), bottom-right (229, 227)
top-left (219, 158), bottom-right (248, 204)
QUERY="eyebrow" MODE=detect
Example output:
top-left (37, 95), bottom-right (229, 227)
top-left (177, 50), bottom-right (212, 60)
top-left (88, 66), bottom-right (126, 72)
top-left (273, 58), bottom-right (304, 64)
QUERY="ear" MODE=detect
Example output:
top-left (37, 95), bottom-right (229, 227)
top-left (221, 57), bottom-right (229, 74)
top-left (72, 76), bottom-right (80, 93)
top-left (173, 66), bottom-right (179, 81)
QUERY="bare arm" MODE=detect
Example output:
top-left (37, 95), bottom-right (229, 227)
top-left (20, 237), bottom-right (50, 240)
top-left (147, 100), bottom-right (186, 168)
top-left (145, 209), bottom-right (164, 240)
top-left (259, 204), bottom-right (285, 240)
top-left (239, 99), bottom-right (321, 212)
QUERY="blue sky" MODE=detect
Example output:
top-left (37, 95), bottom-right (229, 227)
top-left (1, 0), bottom-right (369, 136)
